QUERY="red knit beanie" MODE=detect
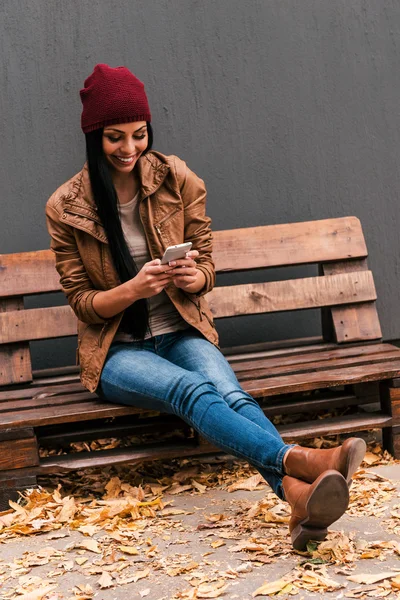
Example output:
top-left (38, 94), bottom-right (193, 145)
top-left (80, 64), bottom-right (151, 133)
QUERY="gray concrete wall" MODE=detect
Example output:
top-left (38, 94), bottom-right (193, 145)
top-left (1, 0), bottom-right (400, 367)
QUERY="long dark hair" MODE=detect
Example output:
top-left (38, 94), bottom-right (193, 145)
top-left (85, 123), bottom-right (154, 339)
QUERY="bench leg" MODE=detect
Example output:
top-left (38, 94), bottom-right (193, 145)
top-left (0, 472), bottom-right (38, 511)
top-left (380, 379), bottom-right (400, 458)
top-left (0, 428), bottom-right (40, 510)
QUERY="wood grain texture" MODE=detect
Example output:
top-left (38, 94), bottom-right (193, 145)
top-left (0, 249), bottom-right (59, 297)
top-left (0, 305), bottom-right (76, 344)
top-left (207, 271), bottom-right (376, 318)
top-left (39, 439), bottom-right (216, 473)
top-left (278, 412), bottom-right (392, 439)
top-left (322, 260), bottom-right (382, 342)
top-left (1, 343), bottom-right (400, 430)
top-left (234, 350), bottom-right (400, 382)
top-left (242, 359), bottom-right (400, 397)
top-left (0, 271), bottom-right (377, 343)
top-left (212, 217), bottom-right (367, 272)
top-left (389, 425), bottom-right (400, 458)
top-left (0, 298), bottom-right (32, 385)
top-left (231, 343), bottom-right (396, 373)
top-left (0, 217), bottom-right (367, 299)
top-left (0, 434), bottom-right (39, 470)
top-left (0, 413), bottom-right (390, 476)
top-left (387, 386), bottom-right (400, 425)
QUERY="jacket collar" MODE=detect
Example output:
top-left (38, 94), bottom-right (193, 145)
top-left (67, 152), bottom-right (170, 212)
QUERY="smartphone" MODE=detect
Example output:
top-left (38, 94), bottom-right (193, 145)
top-left (161, 242), bottom-right (193, 265)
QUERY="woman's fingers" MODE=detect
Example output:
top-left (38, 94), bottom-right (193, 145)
top-left (170, 267), bottom-right (197, 277)
top-left (146, 263), bottom-right (174, 275)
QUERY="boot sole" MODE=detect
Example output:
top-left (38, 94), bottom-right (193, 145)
top-left (291, 471), bottom-right (349, 551)
top-left (343, 438), bottom-right (367, 483)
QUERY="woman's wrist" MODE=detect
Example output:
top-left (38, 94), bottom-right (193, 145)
top-left (92, 279), bottom-right (140, 319)
top-left (181, 269), bottom-right (206, 294)
top-left (123, 278), bottom-right (141, 303)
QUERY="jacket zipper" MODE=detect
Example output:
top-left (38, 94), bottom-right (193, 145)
top-left (155, 208), bottom-right (181, 239)
top-left (187, 295), bottom-right (203, 321)
top-left (98, 321), bottom-right (109, 347)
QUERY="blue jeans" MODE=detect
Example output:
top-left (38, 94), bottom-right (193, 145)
top-left (99, 329), bottom-right (292, 499)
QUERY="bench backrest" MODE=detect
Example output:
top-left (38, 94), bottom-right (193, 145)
top-left (0, 216), bottom-right (382, 385)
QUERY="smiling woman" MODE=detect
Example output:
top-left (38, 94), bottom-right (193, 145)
top-left (45, 63), bottom-right (365, 551)
top-left (103, 123), bottom-right (148, 173)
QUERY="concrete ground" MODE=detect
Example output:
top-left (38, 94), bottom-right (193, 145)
top-left (0, 463), bottom-right (400, 599)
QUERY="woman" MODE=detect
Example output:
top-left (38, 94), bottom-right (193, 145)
top-left (46, 64), bottom-right (366, 550)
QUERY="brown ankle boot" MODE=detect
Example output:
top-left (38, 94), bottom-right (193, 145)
top-left (283, 470), bottom-right (349, 551)
top-left (284, 437), bottom-right (366, 484)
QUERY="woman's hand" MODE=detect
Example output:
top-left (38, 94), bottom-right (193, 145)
top-left (168, 250), bottom-right (206, 293)
top-left (128, 259), bottom-right (174, 300)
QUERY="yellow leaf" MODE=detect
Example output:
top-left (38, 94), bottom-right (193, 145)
top-left (252, 578), bottom-right (291, 596)
top-left (347, 572), bottom-right (400, 585)
top-left (362, 452), bottom-right (381, 465)
top-left (104, 477), bottom-right (122, 498)
top-left (192, 480), bottom-right (207, 493)
top-left (78, 539), bottom-right (102, 554)
top-left (391, 575), bottom-right (400, 589)
top-left (118, 545), bottom-right (139, 555)
top-left (98, 571), bottom-right (113, 589)
top-left (75, 557), bottom-right (88, 565)
top-left (77, 525), bottom-right (98, 536)
top-left (18, 586), bottom-right (57, 600)
top-left (228, 474), bottom-right (264, 492)
top-left (58, 496), bottom-right (77, 523)
top-left (197, 580), bottom-right (229, 598)
top-left (133, 567), bottom-right (150, 583)
top-left (211, 540), bottom-right (226, 549)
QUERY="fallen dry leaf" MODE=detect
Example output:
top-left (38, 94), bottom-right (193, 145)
top-left (77, 539), bottom-right (102, 554)
top-left (133, 567), bottom-right (150, 583)
top-left (252, 577), bottom-right (291, 596)
top-left (227, 473), bottom-right (264, 492)
top-left (118, 544), bottom-right (139, 555)
top-left (18, 586), bottom-right (58, 600)
top-left (347, 571), bottom-right (400, 585)
top-left (98, 571), bottom-right (114, 589)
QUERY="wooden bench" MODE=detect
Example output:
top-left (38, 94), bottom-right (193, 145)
top-left (1, 216), bottom-right (400, 509)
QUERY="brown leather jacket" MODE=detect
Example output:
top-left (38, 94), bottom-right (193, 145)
top-left (45, 151), bottom-right (219, 393)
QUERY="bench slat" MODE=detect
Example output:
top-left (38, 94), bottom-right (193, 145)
top-left (232, 344), bottom-right (400, 377)
top-left (0, 344), bottom-right (398, 430)
top-left (0, 217), bottom-right (367, 298)
top-left (0, 305), bottom-right (76, 343)
top-left (0, 250), bottom-right (60, 297)
top-left (0, 401), bottom-right (142, 429)
top-left (0, 413), bottom-right (388, 477)
top-left (0, 343), bottom-right (392, 402)
top-left (278, 412), bottom-right (392, 439)
top-left (321, 260), bottom-right (382, 342)
top-left (0, 271), bottom-right (377, 344)
top-left (0, 298), bottom-right (32, 385)
top-left (243, 359), bottom-right (400, 397)
top-left (213, 216), bottom-right (367, 271)
top-left (232, 342), bottom-right (395, 372)
top-left (236, 350), bottom-right (400, 381)
top-left (207, 271), bottom-right (376, 318)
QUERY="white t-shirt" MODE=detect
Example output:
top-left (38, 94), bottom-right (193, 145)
top-left (113, 192), bottom-right (188, 342)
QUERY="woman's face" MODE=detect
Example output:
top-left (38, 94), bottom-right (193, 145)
top-left (102, 121), bottom-right (148, 173)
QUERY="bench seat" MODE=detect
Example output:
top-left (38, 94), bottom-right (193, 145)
top-left (1, 217), bottom-right (400, 507)
top-left (1, 341), bottom-right (400, 431)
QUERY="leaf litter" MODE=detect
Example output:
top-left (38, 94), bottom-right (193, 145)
top-left (0, 438), bottom-right (399, 598)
